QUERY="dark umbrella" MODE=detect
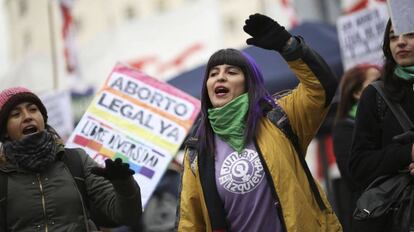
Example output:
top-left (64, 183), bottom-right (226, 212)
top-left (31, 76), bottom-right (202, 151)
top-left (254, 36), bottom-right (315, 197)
top-left (167, 21), bottom-right (343, 99)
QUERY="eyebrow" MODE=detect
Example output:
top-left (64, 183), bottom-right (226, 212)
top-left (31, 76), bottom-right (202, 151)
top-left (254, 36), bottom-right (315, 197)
top-left (227, 65), bottom-right (240, 69)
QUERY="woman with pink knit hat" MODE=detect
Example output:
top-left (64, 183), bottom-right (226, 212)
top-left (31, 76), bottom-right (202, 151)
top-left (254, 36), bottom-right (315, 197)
top-left (0, 87), bottom-right (142, 231)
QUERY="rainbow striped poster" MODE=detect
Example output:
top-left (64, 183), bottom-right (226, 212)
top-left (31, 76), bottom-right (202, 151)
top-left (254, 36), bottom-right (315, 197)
top-left (66, 63), bottom-right (200, 207)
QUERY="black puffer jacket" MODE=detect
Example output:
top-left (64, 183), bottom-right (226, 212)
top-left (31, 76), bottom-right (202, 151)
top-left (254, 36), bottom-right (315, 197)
top-left (0, 148), bottom-right (142, 232)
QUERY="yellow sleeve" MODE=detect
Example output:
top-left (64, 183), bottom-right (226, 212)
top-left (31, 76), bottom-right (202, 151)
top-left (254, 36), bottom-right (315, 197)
top-left (176, 149), bottom-right (206, 231)
top-left (277, 39), bottom-right (337, 154)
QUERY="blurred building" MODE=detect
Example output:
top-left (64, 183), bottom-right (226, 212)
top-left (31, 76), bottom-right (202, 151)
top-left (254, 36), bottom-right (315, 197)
top-left (0, 1), bottom-right (7, 76)
top-left (0, 0), bottom-right (346, 94)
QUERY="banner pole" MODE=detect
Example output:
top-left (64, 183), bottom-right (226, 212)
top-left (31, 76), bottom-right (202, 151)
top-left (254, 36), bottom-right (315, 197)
top-left (47, 0), bottom-right (59, 90)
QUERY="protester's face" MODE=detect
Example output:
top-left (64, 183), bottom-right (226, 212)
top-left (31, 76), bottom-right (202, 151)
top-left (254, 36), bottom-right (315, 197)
top-left (207, 64), bottom-right (246, 108)
top-left (389, 26), bottom-right (414, 67)
top-left (363, 68), bottom-right (381, 89)
top-left (6, 102), bottom-right (45, 141)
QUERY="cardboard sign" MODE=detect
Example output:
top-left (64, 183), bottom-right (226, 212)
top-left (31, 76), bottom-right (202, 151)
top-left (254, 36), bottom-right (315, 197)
top-left (388, 0), bottom-right (414, 35)
top-left (66, 63), bottom-right (200, 207)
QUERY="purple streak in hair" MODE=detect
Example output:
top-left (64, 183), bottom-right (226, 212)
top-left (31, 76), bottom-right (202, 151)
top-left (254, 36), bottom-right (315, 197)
top-left (196, 48), bottom-right (276, 156)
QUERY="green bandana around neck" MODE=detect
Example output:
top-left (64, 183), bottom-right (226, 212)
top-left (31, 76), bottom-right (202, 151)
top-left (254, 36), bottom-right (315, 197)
top-left (348, 103), bottom-right (358, 119)
top-left (208, 93), bottom-right (249, 153)
top-left (394, 65), bottom-right (414, 80)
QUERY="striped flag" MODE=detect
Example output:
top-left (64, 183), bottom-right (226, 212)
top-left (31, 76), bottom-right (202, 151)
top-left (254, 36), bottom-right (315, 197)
top-left (59, 0), bottom-right (79, 75)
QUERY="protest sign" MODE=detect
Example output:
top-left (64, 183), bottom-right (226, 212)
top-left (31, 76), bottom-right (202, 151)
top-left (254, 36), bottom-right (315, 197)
top-left (337, 3), bottom-right (389, 70)
top-left (387, 0), bottom-right (414, 35)
top-left (66, 63), bottom-right (200, 207)
top-left (40, 89), bottom-right (74, 141)
top-left (70, 86), bottom-right (95, 124)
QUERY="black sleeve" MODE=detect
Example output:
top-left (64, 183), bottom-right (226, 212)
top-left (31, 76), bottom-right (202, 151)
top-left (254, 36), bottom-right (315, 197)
top-left (332, 119), bottom-right (355, 186)
top-left (281, 36), bottom-right (338, 107)
top-left (349, 85), bottom-right (412, 188)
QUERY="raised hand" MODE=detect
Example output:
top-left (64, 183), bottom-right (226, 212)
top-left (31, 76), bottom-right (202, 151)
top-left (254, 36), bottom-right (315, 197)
top-left (91, 158), bottom-right (135, 181)
top-left (243, 13), bottom-right (292, 52)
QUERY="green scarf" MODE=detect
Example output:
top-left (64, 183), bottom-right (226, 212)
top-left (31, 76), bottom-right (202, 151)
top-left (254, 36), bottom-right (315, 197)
top-left (394, 65), bottom-right (414, 80)
top-left (208, 93), bottom-right (249, 153)
top-left (348, 103), bottom-right (358, 119)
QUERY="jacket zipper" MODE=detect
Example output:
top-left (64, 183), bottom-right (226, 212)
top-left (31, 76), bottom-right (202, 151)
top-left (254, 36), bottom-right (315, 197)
top-left (63, 165), bottom-right (90, 232)
top-left (37, 174), bottom-right (48, 232)
top-left (253, 138), bottom-right (288, 232)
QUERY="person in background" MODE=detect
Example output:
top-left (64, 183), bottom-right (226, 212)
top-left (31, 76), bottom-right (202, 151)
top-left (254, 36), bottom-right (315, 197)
top-left (0, 87), bottom-right (142, 231)
top-left (349, 19), bottom-right (414, 232)
top-left (332, 64), bottom-right (381, 232)
top-left (176, 13), bottom-right (342, 232)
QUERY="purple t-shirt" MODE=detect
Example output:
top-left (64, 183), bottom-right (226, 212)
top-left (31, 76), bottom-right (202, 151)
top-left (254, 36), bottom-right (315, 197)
top-left (214, 136), bottom-right (283, 232)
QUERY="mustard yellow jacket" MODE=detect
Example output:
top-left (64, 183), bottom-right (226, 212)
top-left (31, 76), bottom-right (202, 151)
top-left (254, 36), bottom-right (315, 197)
top-left (176, 38), bottom-right (342, 232)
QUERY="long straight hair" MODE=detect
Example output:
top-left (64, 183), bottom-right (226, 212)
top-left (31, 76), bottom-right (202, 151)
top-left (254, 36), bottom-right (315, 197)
top-left (335, 64), bottom-right (381, 120)
top-left (381, 19), bottom-right (412, 102)
top-left (198, 48), bottom-right (271, 155)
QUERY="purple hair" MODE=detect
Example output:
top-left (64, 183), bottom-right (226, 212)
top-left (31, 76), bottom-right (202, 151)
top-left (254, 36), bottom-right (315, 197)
top-left (198, 48), bottom-right (272, 155)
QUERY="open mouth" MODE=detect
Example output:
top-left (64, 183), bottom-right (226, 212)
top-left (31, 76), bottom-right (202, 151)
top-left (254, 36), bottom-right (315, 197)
top-left (215, 86), bottom-right (229, 95)
top-left (22, 125), bottom-right (38, 135)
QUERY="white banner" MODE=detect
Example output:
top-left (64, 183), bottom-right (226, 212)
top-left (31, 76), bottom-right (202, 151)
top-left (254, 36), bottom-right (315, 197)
top-left (40, 89), bottom-right (74, 141)
top-left (80, 0), bottom-right (222, 88)
top-left (337, 3), bottom-right (389, 70)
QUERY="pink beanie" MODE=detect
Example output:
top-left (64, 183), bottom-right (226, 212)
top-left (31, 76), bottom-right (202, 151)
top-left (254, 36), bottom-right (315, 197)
top-left (0, 87), bottom-right (48, 141)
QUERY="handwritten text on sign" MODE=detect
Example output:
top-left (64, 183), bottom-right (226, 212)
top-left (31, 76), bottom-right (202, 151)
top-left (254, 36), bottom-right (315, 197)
top-left (66, 64), bottom-right (200, 207)
top-left (337, 4), bottom-right (388, 70)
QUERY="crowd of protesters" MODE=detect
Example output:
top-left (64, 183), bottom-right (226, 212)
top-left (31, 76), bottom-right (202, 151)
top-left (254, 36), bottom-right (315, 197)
top-left (1, 8), bottom-right (414, 232)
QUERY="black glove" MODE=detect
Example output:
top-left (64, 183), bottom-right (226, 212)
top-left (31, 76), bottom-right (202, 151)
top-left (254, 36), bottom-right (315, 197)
top-left (393, 131), bottom-right (414, 144)
top-left (91, 158), bottom-right (135, 181)
top-left (243, 13), bottom-right (292, 52)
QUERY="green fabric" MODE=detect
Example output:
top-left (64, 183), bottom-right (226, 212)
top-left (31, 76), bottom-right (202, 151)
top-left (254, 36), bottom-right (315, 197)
top-left (348, 103), bottom-right (358, 119)
top-left (208, 93), bottom-right (249, 153)
top-left (394, 65), bottom-right (414, 80)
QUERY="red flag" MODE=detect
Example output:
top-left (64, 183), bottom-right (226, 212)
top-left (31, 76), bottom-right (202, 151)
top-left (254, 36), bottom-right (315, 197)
top-left (345, 0), bottom-right (369, 14)
top-left (59, 0), bottom-right (79, 75)
top-left (280, 0), bottom-right (299, 27)
top-left (344, 0), bottom-right (386, 14)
